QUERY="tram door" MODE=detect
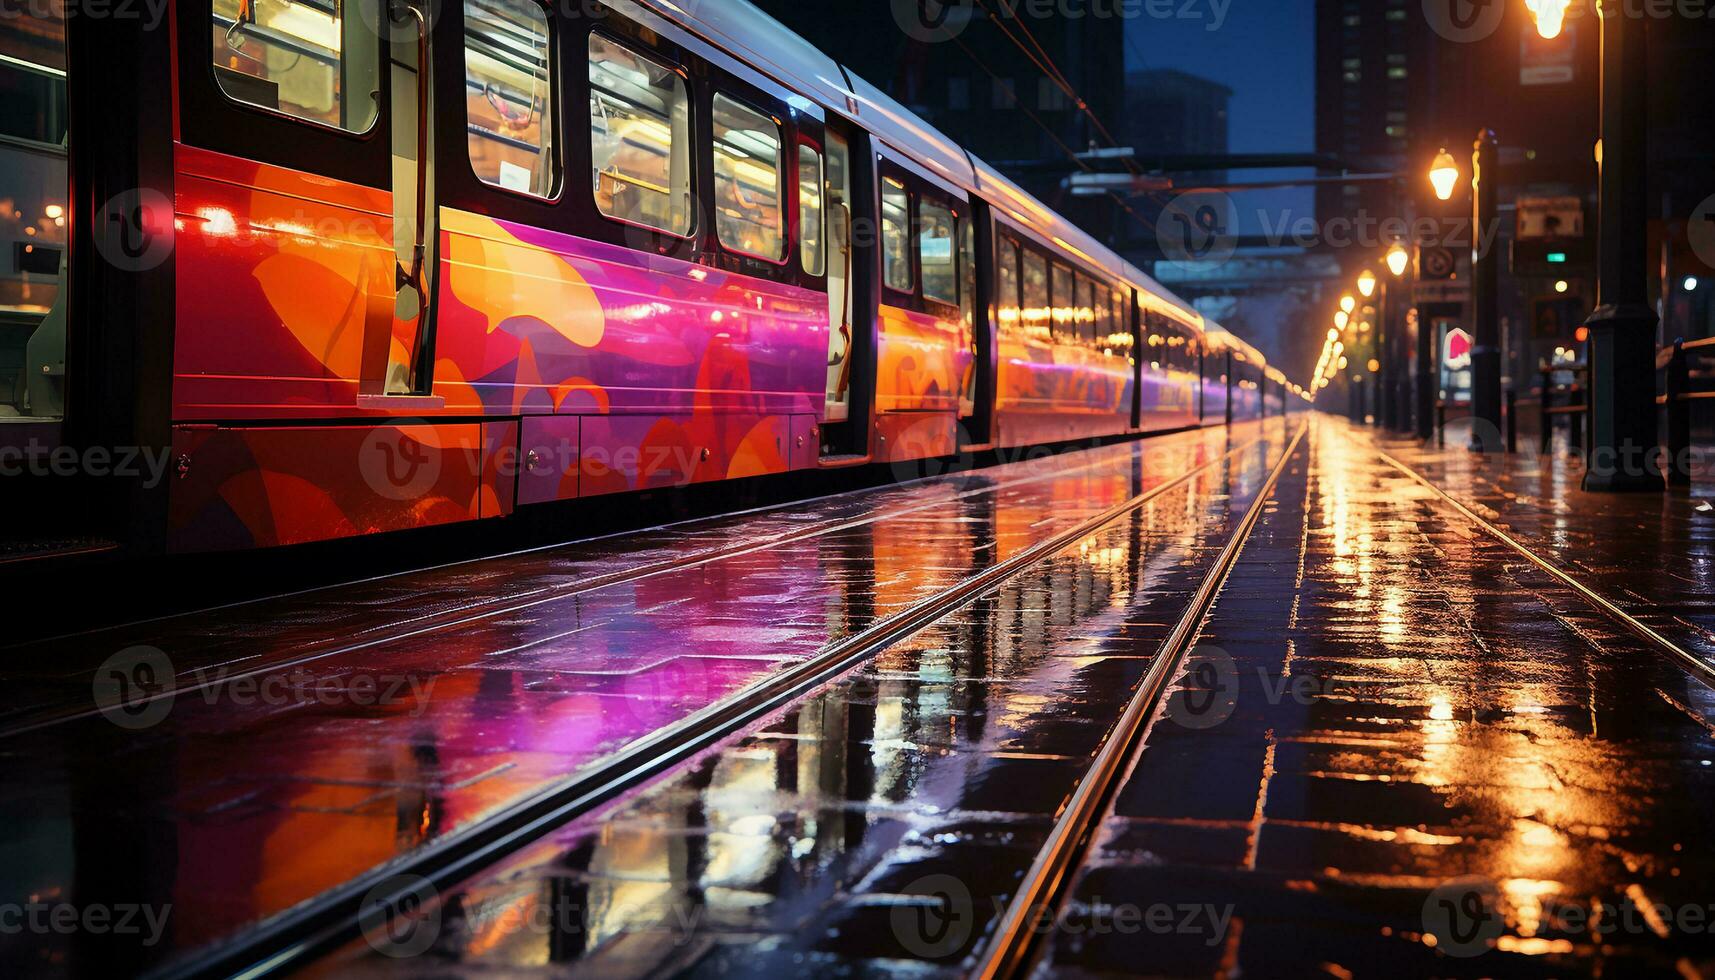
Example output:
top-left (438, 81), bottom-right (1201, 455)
top-left (0, 4), bottom-right (70, 422)
top-left (823, 128), bottom-right (855, 425)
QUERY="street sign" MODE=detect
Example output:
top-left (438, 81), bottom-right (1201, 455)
top-left (1517, 196), bottom-right (1585, 239)
top-left (1520, 22), bottom-right (1577, 86)
top-left (1414, 279), bottom-right (1470, 305)
top-left (1443, 327), bottom-right (1473, 370)
top-left (1419, 245), bottom-right (1456, 280)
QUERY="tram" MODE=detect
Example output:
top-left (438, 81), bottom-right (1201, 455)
top-left (0, 0), bottom-right (1299, 554)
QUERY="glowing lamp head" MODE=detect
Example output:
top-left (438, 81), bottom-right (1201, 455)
top-left (1686, 276), bottom-right (1700, 292)
top-left (1554, 279), bottom-right (1569, 293)
top-left (1525, 0), bottom-right (1571, 39)
top-left (1357, 269), bottom-right (1377, 298)
top-left (1386, 243), bottom-right (1409, 277)
top-left (1429, 148), bottom-right (1459, 201)
top-left (1335, 310), bottom-right (1350, 330)
top-left (1327, 327), bottom-right (1340, 341)
top-left (1367, 358), bottom-right (1380, 373)
top-left (1339, 294), bottom-right (1356, 314)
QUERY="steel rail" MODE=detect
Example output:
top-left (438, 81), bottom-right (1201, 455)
top-left (973, 423), bottom-right (1307, 980)
top-left (1370, 443), bottom-right (1715, 688)
top-left (151, 427), bottom-right (1287, 980)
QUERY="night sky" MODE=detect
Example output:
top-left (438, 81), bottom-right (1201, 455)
top-left (1125, 0), bottom-right (1317, 231)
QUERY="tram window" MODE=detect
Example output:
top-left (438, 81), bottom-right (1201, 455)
top-left (996, 237), bottom-right (1020, 330)
top-left (1111, 289), bottom-right (1127, 348)
top-left (881, 177), bottom-right (912, 292)
top-left (919, 200), bottom-right (957, 306)
top-left (1078, 274), bottom-right (1100, 343)
top-left (1050, 262), bottom-right (1073, 339)
top-left (1021, 249), bottom-right (1048, 341)
top-left (465, 0), bottom-right (557, 198)
top-left (797, 145), bottom-right (824, 275)
top-left (210, 0), bottom-right (379, 133)
top-left (959, 214), bottom-right (976, 328)
top-left (589, 34), bottom-right (692, 236)
top-left (712, 94), bottom-right (783, 260)
top-left (1093, 279), bottom-right (1111, 345)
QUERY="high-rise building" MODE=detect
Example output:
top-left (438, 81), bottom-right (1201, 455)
top-left (746, 0), bottom-right (1126, 239)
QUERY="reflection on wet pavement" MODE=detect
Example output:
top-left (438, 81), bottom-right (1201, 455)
top-left (18, 413), bottom-right (1715, 978)
top-left (0, 421), bottom-right (1281, 975)
top-left (302, 430), bottom-right (1290, 978)
top-left (1044, 419), bottom-right (1715, 976)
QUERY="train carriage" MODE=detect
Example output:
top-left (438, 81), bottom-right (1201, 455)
top-left (0, 0), bottom-right (1285, 556)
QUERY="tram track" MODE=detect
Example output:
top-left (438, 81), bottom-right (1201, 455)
top-left (2, 429), bottom-right (1261, 739)
top-left (1366, 439), bottom-right (1715, 688)
top-left (149, 427), bottom-right (1293, 980)
top-left (970, 424), bottom-right (1306, 979)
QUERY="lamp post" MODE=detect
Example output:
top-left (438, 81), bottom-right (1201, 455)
top-left (1525, 0), bottom-right (1659, 488)
top-left (1358, 269), bottom-right (1388, 429)
top-left (1469, 128), bottom-right (1503, 452)
top-left (1385, 243), bottom-right (1411, 432)
top-left (1419, 151), bottom-right (1464, 442)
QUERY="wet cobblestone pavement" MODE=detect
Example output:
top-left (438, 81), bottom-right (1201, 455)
top-left (1041, 421), bottom-right (1715, 977)
top-left (0, 421), bottom-right (1283, 975)
top-left (1358, 419), bottom-right (1715, 673)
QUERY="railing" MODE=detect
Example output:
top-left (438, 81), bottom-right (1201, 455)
top-left (1655, 335), bottom-right (1715, 486)
top-left (1539, 362), bottom-right (1588, 454)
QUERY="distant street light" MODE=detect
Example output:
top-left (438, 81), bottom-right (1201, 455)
top-left (1386, 244), bottom-right (1409, 277)
top-left (1524, 0), bottom-right (1572, 39)
top-left (1335, 310), bottom-right (1350, 330)
top-left (1340, 294), bottom-right (1356, 314)
top-left (1327, 327), bottom-right (1340, 340)
top-left (1555, 279), bottom-right (1570, 293)
top-left (1357, 269), bottom-right (1378, 298)
top-left (1429, 148), bottom-right (1460, 201)
top-left (1686, 276), bottom-right (1700, 292)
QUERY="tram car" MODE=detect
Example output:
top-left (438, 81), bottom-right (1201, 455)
top-left (0, 0), bottom-right (1299, 555)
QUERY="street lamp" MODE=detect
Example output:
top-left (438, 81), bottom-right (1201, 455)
top-left (1429, 148), bottom-right (1460, 201)
top-left (1335, 310), bottom-right (1350, 330)
top-left (1357, 269), bottom-right (1377, 299)
top-left (1340, 293), bottom-right (1356, 314)
top-left (1386, 243), bottom-right (1409, 278)
top-left (1524, 0), bottom-right (1571, 39)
